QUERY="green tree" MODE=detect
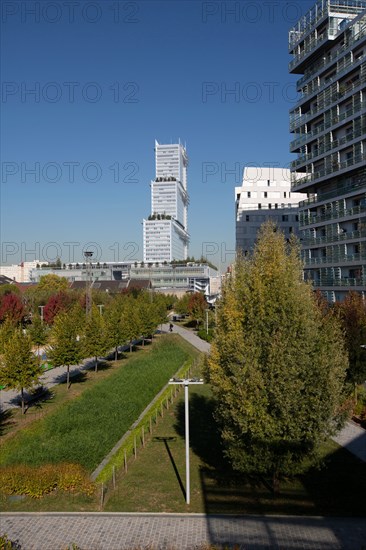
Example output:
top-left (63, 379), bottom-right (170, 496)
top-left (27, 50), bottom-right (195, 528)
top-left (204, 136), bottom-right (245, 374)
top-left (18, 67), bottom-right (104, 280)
top-left (48, 306), bottom-right (83, 388)
top-left (188, 292), bottom-right (207, 328)
top-left (175, 293), bottom-right (191, 316)
top-left (38, 274), bottom-right (69, 293)
top-left (28, 313), bottom-right (49, 355)
top-left (335, 291), bottom-right (366, 401)
top-left (207, 222), bottom-right (348, 492)
top-left (136, 296), bottom-right (158, 345)
top-left (105, 297), bottom-right (125, 360)
top-left (82, 305), bottom-right (109, 371)
top-left (0, 329), bottom-right (42, 414)
top-left (121, 297), bottom-right (142, 352)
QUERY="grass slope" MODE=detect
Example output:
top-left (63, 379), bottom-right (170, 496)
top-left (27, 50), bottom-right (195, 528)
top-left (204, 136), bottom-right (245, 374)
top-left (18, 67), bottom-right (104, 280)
top-left (0, 335), bottom-right (197, 471)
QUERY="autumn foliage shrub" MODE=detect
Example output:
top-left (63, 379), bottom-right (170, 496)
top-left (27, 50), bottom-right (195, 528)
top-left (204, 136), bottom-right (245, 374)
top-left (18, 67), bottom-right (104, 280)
top-left (0, 463), bottom-right (95, 499)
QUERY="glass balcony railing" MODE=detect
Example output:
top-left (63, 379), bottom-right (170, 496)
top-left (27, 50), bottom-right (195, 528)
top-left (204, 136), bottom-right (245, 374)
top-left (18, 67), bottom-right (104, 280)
top-left (289, 0), bottom-right (366, 52)
top-left (301, 228), bottom-right (366, 246)
top-left (299, 204), bottom-right (366, 226)
top-left (311, 276), bottom-right (366, 287)
top-left (291, 124), bottom-right (366, 168)
top-left (298, 170), bottom-right (366, 206)
top-left (296, 19), bottom-right (366, 89)
top-left (290, 101), bottom-right (365, 151)
top-left (292, 152), bottom-right (366, 189)
top-left (291, 59), bottom-right (366, 120)
top-left (304, 252), bottom-right (363, 265)
top-left (291, 69), bottom-right (366, 132)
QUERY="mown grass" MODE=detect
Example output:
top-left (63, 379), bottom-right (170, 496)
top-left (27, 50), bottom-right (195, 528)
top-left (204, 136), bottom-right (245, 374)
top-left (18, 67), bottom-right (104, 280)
top-left (0, 335), bottom-right (198, 472)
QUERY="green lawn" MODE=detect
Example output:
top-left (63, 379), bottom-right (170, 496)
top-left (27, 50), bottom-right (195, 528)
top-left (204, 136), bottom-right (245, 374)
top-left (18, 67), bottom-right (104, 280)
top-left (0, 335), bottom-right (198, 472)
top-left (104, 384), bottom-right (366, 516)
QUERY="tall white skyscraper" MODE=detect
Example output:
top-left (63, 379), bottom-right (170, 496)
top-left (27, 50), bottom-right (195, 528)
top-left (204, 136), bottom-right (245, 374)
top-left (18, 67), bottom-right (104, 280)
top-left (143, 141), bottom-right (189, 263)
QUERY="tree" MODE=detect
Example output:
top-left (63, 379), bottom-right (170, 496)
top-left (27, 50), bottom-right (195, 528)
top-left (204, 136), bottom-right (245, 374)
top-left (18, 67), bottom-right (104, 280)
top-left (0, 293), bottom-right (25, 324)
top-left (0, 284), bottom-right (20, 297)
top-left (121, 297), bottom-right (142, 352)
top-left (206, 222), bottom-right (348, 492)
top-left (175, 293), bottom-right (191, 316)
top-left (188, 292), bottom-right (207, 328)
top-left (105, 298), bottom-right (125, 360)
top-left (28, 313), bottom-right (49, 355)
top-left (82, 305), bottom-right (109, 371)
top-left (335, 292), bottom-right (366, 400)
top-left (48, 307), bottom-right (83, 388)
top-left (0, 329), bottom-right (42, 413)
top-left (137, 297), bottom-right (158, 345)
top-left (38, 274), bottom-right (69, 293)
top-left (43, 291), bottom-right (72, 325)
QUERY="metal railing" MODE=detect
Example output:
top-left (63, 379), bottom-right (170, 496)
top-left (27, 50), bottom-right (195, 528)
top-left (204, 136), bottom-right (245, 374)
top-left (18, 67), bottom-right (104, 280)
top-left (298, 171), bottom-right (366, 206)
top-left (290, 101), bottom-right (365, 151)
top-left (299, 204), bottom-right (366, 226)
top-left (301, 228), bottom-right (366, 245)
top-left (292, 152), bottom-right (366, 189)
top-left (311, 276), bottom-right (366, 287)
top-left (291, 124), bottom-right (366, 168)
top-left (304, 252), bottom-right (363, 265)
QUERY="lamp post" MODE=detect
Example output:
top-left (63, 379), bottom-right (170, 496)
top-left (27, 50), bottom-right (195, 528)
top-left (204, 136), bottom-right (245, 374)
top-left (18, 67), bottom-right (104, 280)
top-left (169, 377), bottom-right (204, 505)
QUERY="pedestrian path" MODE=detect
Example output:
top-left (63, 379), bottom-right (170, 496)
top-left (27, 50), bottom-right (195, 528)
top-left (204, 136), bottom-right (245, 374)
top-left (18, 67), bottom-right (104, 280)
top-left (1, 512), bottom-right (365, 549)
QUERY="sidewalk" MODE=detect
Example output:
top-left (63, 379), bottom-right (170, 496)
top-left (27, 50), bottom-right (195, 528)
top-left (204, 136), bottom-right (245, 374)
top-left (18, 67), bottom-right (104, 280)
top-left (1, 512), bottom-right (365, 549)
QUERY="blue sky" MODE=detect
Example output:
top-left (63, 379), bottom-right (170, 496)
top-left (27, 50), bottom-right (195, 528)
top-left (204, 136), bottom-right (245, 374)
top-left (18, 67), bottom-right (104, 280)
top-left (1, 0), bottom-right (315, 271)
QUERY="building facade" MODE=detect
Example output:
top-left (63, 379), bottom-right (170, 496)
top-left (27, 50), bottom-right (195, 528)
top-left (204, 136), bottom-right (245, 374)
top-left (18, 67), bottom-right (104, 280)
top-left (0, 261), bottom-right (46, 282)
top-left (289, 0), bottom-right (366, 301)
top-left (235, 166), bottom-right (305, 254)
top-left (143, 141), bottom-right (190, 263)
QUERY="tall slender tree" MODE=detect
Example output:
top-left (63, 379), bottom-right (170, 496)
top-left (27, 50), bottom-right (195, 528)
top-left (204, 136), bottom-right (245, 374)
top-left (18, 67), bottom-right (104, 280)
top-left (82, 305), bottom-right (109, 371)
top-left (0, 329), bottom-right (42, 413)
top-left (48, 306), bottom-right (83, 388)
top-left (207, 222), bottom-right (348, 492)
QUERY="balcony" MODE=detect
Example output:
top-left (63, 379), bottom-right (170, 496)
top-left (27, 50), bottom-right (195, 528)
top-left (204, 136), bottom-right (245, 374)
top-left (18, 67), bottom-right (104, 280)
top-left (304, 252), bottom-right (363, 265)
top-left (296, 19), bottom-right (366, 89)
top-left (291, 59), bottom-right (366, 120)
top-left (299, 170), bottom-right (366, 206)
top-left (290, 100), bottom-right (365, 152)
top-left (311, 276), bottom-right (366, 287)
top-left (292, 152), bottom-right (366, 190)
top-left (291, 123), bottom-right (366, 169)
top-left (290, 65), bottom-right (366, 132)
top-left (301, 228), bottom-right (366, 246)
top-left (299, 203), bottom-right (366, 226)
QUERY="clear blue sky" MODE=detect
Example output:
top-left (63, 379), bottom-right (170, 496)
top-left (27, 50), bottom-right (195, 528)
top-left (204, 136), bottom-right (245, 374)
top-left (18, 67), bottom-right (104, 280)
top-left (1, 0), bottom-right (314, 271)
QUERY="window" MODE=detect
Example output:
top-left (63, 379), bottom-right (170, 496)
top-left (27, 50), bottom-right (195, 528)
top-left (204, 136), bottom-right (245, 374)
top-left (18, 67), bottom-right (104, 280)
top-left (267, 180), bottom-right (270, 187)
top-left (284, 192), bottom-right (287, 198)
top-left (246, 215), bottom-right (250, 221)
top-left (258, 203), bottom-right (262, 209)
top-left (282, 215), bottom-right (289, 222)
top-left (268, 203), bottom-right (272, 209)
top-left (264, 191), bottom-right (268, 198)
top-left (248, 191), bottom-right (251, 198)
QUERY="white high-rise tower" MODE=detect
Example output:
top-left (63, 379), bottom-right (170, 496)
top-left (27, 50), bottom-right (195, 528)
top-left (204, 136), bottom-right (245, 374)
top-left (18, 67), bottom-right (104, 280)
top-left (143, 140), bottom-right (189, 263)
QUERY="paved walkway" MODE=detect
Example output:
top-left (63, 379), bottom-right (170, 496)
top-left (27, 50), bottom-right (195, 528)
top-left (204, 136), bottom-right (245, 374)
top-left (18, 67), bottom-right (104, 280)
top-left (1, 512), bottom-right (366, 549)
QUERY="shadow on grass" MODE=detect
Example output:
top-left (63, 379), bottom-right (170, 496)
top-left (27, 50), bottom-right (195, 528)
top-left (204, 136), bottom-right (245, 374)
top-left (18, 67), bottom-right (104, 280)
top-left (153, 436), bottom-right (186, 500)
top-left (0, 408), bottom-right (14, 436)
top-left (173, 393), bottom-right (366, 516)
top-left (52, 370), bottom-right (88, 386)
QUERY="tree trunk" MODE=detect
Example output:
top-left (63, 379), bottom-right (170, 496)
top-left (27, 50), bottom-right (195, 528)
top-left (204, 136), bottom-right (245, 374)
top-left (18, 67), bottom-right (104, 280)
top-left (142, 337), bottom-right (145, 347)
top-left (95, 356), bottom-right (98, 372)
top-left (130, 341), bottom-right (133, 353)
top-left (67, 365), bottom-right (70, 389)
top-left (21, 387), bottom-right (25, 414)
top-left (115, 346), bottom-right (118, 361)
top-left (272, 469), bottom-right (280, 495)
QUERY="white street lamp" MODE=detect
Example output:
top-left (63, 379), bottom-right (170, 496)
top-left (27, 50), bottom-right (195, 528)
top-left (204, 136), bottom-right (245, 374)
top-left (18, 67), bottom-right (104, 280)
top-left (169, 377), bottom-right (204, 505)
